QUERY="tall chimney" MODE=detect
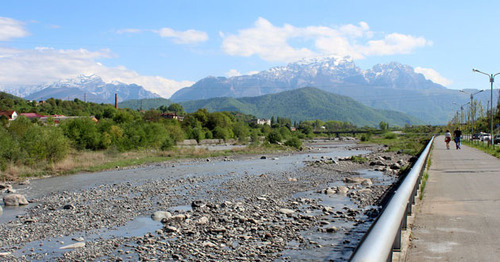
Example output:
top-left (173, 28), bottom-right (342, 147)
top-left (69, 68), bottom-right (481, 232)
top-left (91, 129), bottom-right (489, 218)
top-left (115, 93), bottom-right (118, 109)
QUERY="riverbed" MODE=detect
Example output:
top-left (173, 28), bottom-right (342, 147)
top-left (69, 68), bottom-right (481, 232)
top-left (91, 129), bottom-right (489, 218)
top-left (0, 139), bottom-right (409, 261)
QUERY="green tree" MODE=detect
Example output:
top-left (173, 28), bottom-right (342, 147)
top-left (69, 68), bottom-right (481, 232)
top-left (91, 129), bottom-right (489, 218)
top-left (233, 121), bottom-right (250, 142)
top-left (0, 126), bottom-right (20, 170)
top-left (284, 137), bottom-right (302, 149)
top-left (379, 121), bottom-right (389, 131)
top-left (167, 103), bottom-right (185, 115)
top-left (266, 130), bottom-right (282, 144)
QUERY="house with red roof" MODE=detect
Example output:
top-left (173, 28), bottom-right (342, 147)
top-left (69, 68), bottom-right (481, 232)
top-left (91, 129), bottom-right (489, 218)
top-left (0, 110), bottom-right (18, 121)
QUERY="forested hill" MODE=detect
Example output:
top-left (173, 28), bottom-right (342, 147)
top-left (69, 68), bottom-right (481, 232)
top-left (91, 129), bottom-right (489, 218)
top-left (180, 87), bottom-right (422, 127)
top-left (118, 98), bottom-right (172, 111)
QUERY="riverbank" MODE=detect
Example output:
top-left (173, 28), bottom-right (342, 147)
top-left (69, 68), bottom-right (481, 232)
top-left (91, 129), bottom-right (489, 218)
top-left (0, 139), bottom-right (414, 261)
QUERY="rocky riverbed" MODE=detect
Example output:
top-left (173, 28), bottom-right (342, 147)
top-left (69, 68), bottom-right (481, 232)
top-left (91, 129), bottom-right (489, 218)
top-left (0, 140), bottom-right (413, 261)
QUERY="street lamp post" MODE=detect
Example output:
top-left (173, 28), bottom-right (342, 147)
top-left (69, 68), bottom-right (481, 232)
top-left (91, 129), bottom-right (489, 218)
top-left (472, 69), bottom-right (500, 146)
top-left (460, 89), bottom-right (484, 140)
top-left (453, 101), bottom-right (470, 134)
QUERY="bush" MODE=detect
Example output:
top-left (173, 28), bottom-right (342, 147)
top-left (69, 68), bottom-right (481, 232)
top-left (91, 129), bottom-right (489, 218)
top-left (384, 132), bottom-right (397, 139)
top-left (266, 130), bottom-right (282, 144)
top-left (21, 125), bottom-right (70, 165)
top-left (213, 126), bottom-right (233, 141)
top-left (360, 132), bottom-right (372, 142)
top-left (0, 126), bottom-right (19, 170)
top-left (284, 137), bottom-right (302, 149)
top-left (161, 136), bottom-right (175, 151)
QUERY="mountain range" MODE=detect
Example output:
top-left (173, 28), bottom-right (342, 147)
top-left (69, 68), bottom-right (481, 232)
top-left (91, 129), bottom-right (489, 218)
top-left (119, 87), bottom-right (422, 127)
top-left (170, 56), bottom-right (496, 124)
top-left (2, 56), bottom-right (497, 124)
top-left (22, 75), bottom-right (160, 104)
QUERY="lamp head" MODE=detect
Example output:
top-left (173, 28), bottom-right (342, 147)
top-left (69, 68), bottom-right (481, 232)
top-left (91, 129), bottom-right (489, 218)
top-left (473, 68), bottom-right (479, 72)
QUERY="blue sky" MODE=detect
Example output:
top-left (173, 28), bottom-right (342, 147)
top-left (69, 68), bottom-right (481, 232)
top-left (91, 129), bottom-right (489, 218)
top-left (1, 0), bottom-right (500, 98)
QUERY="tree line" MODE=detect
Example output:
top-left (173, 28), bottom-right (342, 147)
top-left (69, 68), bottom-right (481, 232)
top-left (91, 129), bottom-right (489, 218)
top-left (0, 95), bottom-right (317, 171)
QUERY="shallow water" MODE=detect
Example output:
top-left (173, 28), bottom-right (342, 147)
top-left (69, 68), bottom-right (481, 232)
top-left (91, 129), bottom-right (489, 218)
top-left (1, 141), bottom-right (378, 260)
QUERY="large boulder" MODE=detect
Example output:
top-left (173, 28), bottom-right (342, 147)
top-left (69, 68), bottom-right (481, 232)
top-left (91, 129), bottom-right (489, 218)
top-left (151, 211), bottom-right (172, 222)
top-left (3, 194), bottom-right (29, 206)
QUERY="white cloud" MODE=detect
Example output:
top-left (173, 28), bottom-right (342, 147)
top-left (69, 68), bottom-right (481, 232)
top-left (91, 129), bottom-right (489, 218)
top-left (0, 47), bottom-right (193, 98)
top-left (117, 28), bottom-right (143, 34)
top-left (118, 27), bottom-right (208, 44)
top-left (155, 28), bottom-right (208, 44)
top-left (221, 18), bottom-right (432, 62)
top-left (0, 17), bottom-right (29, 41)
top-left (414, 67), bottom-right (452, 86)
top-left (361, 33), bottom-right (432, 56)
top-left (225, 69), bottom-right (241, 77)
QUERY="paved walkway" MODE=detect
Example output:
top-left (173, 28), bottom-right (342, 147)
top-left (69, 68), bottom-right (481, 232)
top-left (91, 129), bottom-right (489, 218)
top-left (405, 137), bottom-right (500, 261)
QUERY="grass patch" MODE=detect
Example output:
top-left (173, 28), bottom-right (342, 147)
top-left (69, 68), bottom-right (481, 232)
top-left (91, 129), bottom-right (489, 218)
top-left (361, 133), bottom-right (431, 156)
top-left (1, 144), bottom-right (289, 181)
top-left (419, 151), bottom-right (432, 200)
top-left (419, 171), bottom-right (429, 200)
top-left (350, 155), bottom-right (369, 164)
top-left (462, 140), bottom-right (500, 158)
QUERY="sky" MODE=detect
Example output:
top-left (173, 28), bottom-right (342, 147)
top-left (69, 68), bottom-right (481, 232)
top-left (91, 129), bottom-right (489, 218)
top-left (1, 0), bottom-right (500, 98)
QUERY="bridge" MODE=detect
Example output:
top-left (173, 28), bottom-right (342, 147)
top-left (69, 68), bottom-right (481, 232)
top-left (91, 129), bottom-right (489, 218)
top-left (350, 137), bottom-right (500, 261)
top-left (313, 130), bottom-right (373, 137)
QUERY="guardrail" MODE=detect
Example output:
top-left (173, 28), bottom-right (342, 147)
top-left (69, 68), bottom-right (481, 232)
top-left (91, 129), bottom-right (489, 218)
top-left (350, 136), bottom-right (435, 262)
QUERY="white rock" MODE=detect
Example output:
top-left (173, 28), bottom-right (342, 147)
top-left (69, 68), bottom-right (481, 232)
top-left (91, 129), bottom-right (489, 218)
top-left (337, 186), bottom-right (349, 195)
top-left (196, 216), bottom-right (209, 225)
top-left (60, 242), bottom-right (85, 249)
top-left (279, 208), bottom-right (295, 215)
top-left (0, 252), bottom-right (11, 257)
top-left (3, 194), bottom-right (29, 206)
top-left (325, 188), bottom-right (336, 195)
top-left (151, 211), bottom-right (172, 222)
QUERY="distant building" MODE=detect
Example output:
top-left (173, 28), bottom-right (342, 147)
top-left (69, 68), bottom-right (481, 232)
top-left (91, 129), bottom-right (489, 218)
top-left (252, 118), bottom-right (271, 126)
top-left (161, 113), bottom-right (184, 121)
top-left (20, 112), bottom-right (43, 119)
top-left (0, 110), bottom-right (17, 121)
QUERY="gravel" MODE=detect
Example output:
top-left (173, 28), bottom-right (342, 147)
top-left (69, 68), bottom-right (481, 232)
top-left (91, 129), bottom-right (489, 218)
top-left (0, 140), bottom-right (413, 261)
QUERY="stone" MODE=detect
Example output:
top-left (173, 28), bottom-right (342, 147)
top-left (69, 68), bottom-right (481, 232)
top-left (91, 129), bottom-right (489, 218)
top-left (0, 205), bottom-right (2, 213)
top-left (202, 241), bottom-right (218, 248)
top-left (63, 204), bottom-right (75, 210)
top-left (344, 177), bottom-right (372, 185)
top-left (3, 194), bottom-right (29, 206)
top-left (60, 242), bottom-right (85, 249)
top-left (164, 226), bottom-right (179, 233)
top-left (361, 179), bottom-right (373, 186)
top-left (0, 252), bottom-right (11, 257)
top-left (337, 186), bottom-right (349, 195)
top-left (278, 208), bottom-right (295, 215)
top-left (288, 177), bottom-right (297, 182)
top-left (390, 163), bottom-right (401, 170)
top-left (196, 216), bottom-right (209, 225)
top-left (72, 237), bottom-right (85, 242)
top-left (152, 211), bottom-right (172, 222)
top-left (191, 200), bottom-right (207, 209)
top-left (369, 160), bottom-right (385, 166)
top-left (325, 226), bottom-right (339, 233)
top-left (325, 188), bottom-right (336, 195)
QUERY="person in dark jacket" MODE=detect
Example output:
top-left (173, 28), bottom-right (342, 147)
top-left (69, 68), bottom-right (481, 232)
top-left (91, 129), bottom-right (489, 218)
top-left (453, 128), bottom-right (462, 149)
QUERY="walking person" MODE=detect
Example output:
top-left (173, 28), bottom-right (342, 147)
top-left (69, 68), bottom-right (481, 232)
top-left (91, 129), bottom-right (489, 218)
top-left (445, 130), bottom-right (452, 149)
top-left (453, 128), bottom-right (462, 149)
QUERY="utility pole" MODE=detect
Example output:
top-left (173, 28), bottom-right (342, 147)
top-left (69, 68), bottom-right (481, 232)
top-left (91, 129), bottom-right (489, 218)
top-left (473, 69), bottom-right (500, 146)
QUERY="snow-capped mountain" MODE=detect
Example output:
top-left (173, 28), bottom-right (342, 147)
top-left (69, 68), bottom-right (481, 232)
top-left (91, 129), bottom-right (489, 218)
top-left (24, 75), bottom-right (160, 103)
top-left (170, 56), bottom-right (494, 124)
top-left (170, 56), bottom-right (444, 102)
